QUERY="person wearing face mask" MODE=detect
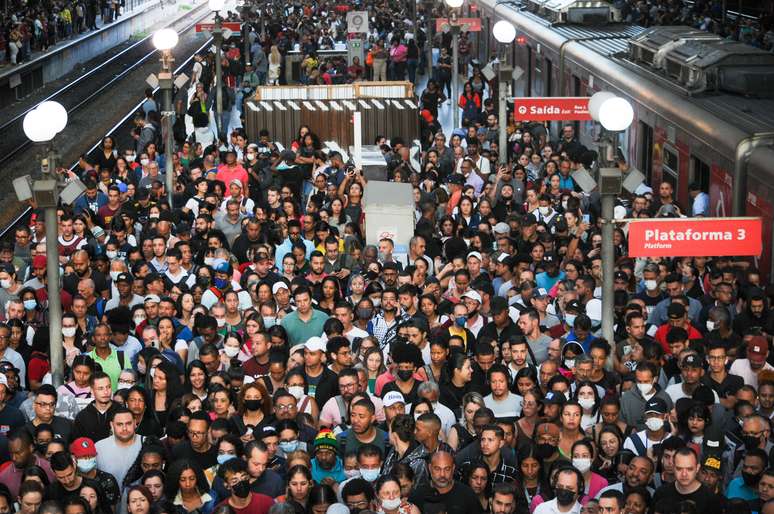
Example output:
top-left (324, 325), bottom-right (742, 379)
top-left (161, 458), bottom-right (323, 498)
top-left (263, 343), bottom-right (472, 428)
top-left (570, 439), bottom-right (608, 505)
top-left (381, 343), bottom-right (423, 406)
top-left (651, 448), bottom-right (725, 514)
top-left (725, 448), bottom-right (767, 502)
top-left (69, 437), bottom-right (120, 506)
top-left (375, 475), bottom-right (421, 514)
top-left (218, 457), bottom-right (274, 514)
top-left (620, 362), bottom-right (674, 431)
top-left (533, 467), bottom-right (584, 514)
top-left (623, 398), bottom-right (671, 458)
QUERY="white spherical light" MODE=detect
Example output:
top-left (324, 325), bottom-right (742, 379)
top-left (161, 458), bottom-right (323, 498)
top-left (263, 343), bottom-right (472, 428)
top-left (445, 0), bottom-right (463, 8)
top-left (153, 28), bottom-right (179, 50)
top-left (598, 97), bottom-right (634, 131)
top-left (23, 108), bottom-right (57, 143)
top-left (36, 101), bottom-right (68, 135)
top-left (208, 0), bottom-right (225, 11)
top-left (493, 20), bottom-right (516, 43)
top-left (588, 91), bottom-right (615, 122)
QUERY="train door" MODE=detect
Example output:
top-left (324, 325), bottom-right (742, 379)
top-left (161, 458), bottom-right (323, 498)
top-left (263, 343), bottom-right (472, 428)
top-left (662, 144), bottom-right (680, 195)
top-left (690, 155), bottom-right (710, 192)
top-left (639, 121), bottom-right (653, 183)
top-left (525, 46), bottom-right (533, 97)
top-left (533, 51), bottom-right (543, 98)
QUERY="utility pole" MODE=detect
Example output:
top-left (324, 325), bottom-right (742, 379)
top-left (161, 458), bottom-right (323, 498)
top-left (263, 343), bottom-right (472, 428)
top-left (43, 149), bottom-right (64, 388)
top-left (214, 12), bottom-right (224, 137)
top-left (451, 18), bottom-right (460, 128)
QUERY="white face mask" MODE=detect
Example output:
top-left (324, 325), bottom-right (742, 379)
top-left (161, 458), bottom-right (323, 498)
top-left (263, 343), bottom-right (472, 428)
top-left (216, 318), bottom-right (226, 328)
top-left (381, 498), bottom-right (402, 511)
top-left (644, 280), bottom-right (658, 291)
top-left (107, 251), bottom-right (118, 260)
top-left (706, 320), bottom-right (715, 331)
top-left (0, 279), bottom-right (12, 289)
top-left (126, 154), bottom-right (136, 162)
top-left (572, 457), bottom-right (592, 474)
top-left (62, 327), bottom-right (77, 338)
top-left (645, 417), bottom-right (664, 432)
top-left (564, 359), bottom-right (575, 370)
top-left (246, 153), bottom-right (256, 161)
top-left (539, 206), bottom-right (550, 216)
top-left (134, 316), bottom-right (146, 325)
top-left (224, 346), bottom-right (240, 358)
top-left (578, 398), bottom-right (595, 411)
top-left (110, 271), bottom-right (120, 281)
top-left (287, 386), bottom-right (304, 400)
top-left (637, 382), bottom-right (654, 397)
top-left (561, 200), bottom-right (569, 211)
top-left (140, 158), bottom-right (150, 167)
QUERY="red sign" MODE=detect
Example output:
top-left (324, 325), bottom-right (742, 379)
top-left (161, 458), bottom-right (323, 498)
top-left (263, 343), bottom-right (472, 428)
top-left (513, 97), bottom-right (590, 121)
top-left (435, 17), bottom-right (482, 32)
top-left (195, 22), bottom-right (242, 32)
top-left (627, 217), bottom-right (762, 257)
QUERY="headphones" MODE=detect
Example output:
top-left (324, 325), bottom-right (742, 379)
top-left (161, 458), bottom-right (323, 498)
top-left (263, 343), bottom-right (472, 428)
top-left (550, 466), bottom-right (585, 498)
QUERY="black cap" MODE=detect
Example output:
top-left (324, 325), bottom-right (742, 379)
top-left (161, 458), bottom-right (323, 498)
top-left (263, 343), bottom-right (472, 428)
top-left (115, 273), bottom-right (132, 284)
top-left (542, 253), bottom-right (558, 265)
top-left (644, 396), bottom-right (668, 414)
top-left (565, 299), bottom-right (583, 313)
top-left (521, 213), bottom-right (537, 226)
top-left (543, 391), bottom-right (567, 406)
top-left (158, 210), bottom-right (174, 223)
top-left (692, 385), bottom-right (714, 406)
top-left (446, 174), bottom-right (464, 186)
top-left (681, 353), bottom-right (702, 369)
top-left (667, 302), bottom-right (686, 319)
top-left (383, 262), bottom-right (399, 271)
top-left (614, 271), bottom-right (629, 281)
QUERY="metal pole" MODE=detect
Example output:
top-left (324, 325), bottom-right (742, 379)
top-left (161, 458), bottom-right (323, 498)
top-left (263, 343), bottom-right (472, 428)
top-left (498, 46), bottom-right (510, 165)
top-left (163, 85), bottom-right (174, 206)
top-left (214, 13), bottom-right (223, 137)
top-left (243, 21), bottom-right (250, 67)
top-left (451, 23), bottom-right (459, 128)
top-left (600, 191), bottom-right (615, 345)
top-left (45, 148), bottom-right (64, 388)
top-left (426, 2), bottom-right (433, 77)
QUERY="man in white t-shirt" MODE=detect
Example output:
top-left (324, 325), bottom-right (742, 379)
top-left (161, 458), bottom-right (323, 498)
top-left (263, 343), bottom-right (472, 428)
top-left (729, 336), bottom-right (774, 390)
top-left (483, 364), bottom-right (522, 421)
top-left (624, 397), bottom-right (671, 459)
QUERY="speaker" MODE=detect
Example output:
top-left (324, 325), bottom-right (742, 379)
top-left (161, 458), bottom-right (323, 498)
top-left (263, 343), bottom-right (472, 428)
top-left (598, 167), bottom-right (622, 195)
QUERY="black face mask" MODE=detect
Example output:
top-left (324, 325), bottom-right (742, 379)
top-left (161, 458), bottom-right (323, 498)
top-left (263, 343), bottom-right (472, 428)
top-left (396, 369), bottom-right (413, 382)
top-left (742, 471), bottom-right (762, 487)
top-left (232, 479), bottom-right (251, 498)
top-left (244, 399), bottom-right (263, 411)
top-left (743, 435), bottom-right (761, 451)
top-left (555, 489), bottom-right (577, 507)
top-left (536, 443), bottom-right (555, 459)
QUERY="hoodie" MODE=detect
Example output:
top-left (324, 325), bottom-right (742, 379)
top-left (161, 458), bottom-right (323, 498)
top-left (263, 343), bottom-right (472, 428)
top-left (620, 384), bottom-right (674, 431)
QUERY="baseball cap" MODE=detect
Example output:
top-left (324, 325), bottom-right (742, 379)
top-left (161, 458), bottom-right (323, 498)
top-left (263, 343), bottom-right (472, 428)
top-left (446, 174), bottom-right (465, 186)
top-left (692, 385), bottom-right (715, 406)
top-left (491, 296), bottom-right (509, 315)
top-left (143, 294), bottom-right (160, 304)
top-left (212, 259), bottom-right (231, 274)
top-left (496, 253), bottom-right (512, 266)
top-left (543, 392), bottom-right (566, 406)
top-left (681, 354), bottom-right (701, 369)
top-left (462, 290), bottom-right (482, 304)
top-left (229, 179), bottom-right (243, 188)
top-left (91, 226), bottom-right (105, 238)
top-left (542, 254), bottom-right (557, 265)
top-left (667, 302), bottom-right (686, 319)
top-left (521, 213), bottom-right (537, 226)
top-left (0, 373), bottom-right (7, 388)
top-left (534, 288), bottom-right (549, 299)
top-left (254, 250), bottom-right (271, 262)
top-left (747, 336), bottom-right (768, 362)
top-left (70, 437), bottom-right (97, 459)
top-left (565, 299), bottom-right (583, 313)
top-left (272, 281), bottom-right (289, 294)
top-left (701, 454), bottom-right (723, 475)
top-left (32, 255), bottom-right (47, 269)
top-left (116, 273), bottom-right (132, 284)
top-left (304, 337), bottom-right (326, 353)
top-left (383, 391), bottom-right (406, 408)
top-left (614, 271), bottom-right (629, 282)
top-left (644, 397), bottom-right (668, 415)
top-left (467, 251), bottom-right (482, 262)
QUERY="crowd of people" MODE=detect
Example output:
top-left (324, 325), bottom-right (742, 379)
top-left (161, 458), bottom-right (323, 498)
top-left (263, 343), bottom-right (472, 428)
top-left (1, 1), bottom-right (774, 514)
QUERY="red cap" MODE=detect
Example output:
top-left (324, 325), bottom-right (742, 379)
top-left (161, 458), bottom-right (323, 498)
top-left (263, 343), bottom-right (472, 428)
top-left (32, 255), bottom-right (46, 269)
top-left (69, 437), bottom-right (97, 458)
top-left (747, 336), bottom-right (769, 363)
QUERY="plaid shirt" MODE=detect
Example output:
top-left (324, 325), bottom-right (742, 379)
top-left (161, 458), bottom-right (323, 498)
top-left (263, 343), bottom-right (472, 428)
top-left (370, 309), bottom-right (411, 350)
top-left (458, 455), bottom-right (518, 485)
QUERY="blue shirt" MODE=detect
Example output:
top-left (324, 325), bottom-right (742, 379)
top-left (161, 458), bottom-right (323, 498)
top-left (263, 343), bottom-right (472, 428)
top-left (566, 330), bottom-right (597, 353)
top-left (274, 237), bottom-right (315, 270)
top-left (536, 271), bottom-right (565, 291)
top-left (726, 477), bottom-right (758, 501)
top-left (311, 456), bottom-right (346, 484)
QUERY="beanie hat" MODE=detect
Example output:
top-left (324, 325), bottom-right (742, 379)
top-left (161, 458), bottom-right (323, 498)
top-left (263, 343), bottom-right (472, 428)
top-left (313, 429), bottom-right (339, 454)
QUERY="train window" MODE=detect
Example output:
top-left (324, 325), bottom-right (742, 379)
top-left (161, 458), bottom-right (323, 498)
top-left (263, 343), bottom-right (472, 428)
top-left (663, 146), bottom-right (679, 194)
top-left (639, 121), bottom-right (653, 183)
top-left (526, 46), bottom-right (533, 97)
top-left (545, 58), bottom-right (552, 96)
top-left (690, 156), bottom-right (710, 192)
top-left (573, 75), bottom-right (581, 97)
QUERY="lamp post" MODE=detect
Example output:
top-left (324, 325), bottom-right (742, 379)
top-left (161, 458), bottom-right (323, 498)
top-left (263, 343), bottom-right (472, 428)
top-left (493, 20), bottom-right (515, 165)
top-left (444, 0), bottom-right (463, 128)
top-left (209, 0), bottom-right (225, 137)
top-left (152, 28), bottom-right (179, 206)
top-left (19, 101), bottom-right (86, 388)
top-left (589, 92), bottom-right (634, 345)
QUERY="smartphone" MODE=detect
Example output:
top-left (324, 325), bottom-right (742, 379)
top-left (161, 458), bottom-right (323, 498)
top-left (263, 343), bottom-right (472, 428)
top-left (582, 214), bottom-right (590, 224)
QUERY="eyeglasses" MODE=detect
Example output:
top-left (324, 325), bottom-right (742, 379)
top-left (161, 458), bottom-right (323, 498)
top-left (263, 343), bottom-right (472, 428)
top-left (276, 404), bottom-right (295, 411)
top-left (35, 401), bottom-right (56, 409)
top-left (347, 500), bottom-right (369, 509)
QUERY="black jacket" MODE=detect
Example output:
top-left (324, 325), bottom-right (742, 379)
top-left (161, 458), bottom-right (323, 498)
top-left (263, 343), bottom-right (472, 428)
top-left (72, 401), bottom-right (120, 443)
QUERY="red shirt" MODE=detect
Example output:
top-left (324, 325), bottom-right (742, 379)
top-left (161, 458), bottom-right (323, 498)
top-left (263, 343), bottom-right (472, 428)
top-left (655, 322), bottom-right (703, 353)
top-left (218, 493), bottom-right (274, 514)
top-left (216, 164), bottom-right (249, 193)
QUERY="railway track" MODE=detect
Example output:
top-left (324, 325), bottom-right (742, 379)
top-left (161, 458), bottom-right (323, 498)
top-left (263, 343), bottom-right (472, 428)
top-left (0, 10), bottom-right (216, 238)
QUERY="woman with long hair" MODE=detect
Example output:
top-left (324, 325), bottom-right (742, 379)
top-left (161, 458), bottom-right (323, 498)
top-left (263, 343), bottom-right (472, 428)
top-left (362, 347), bottom-right (386, 395)
top-left (463, 462), bottom-right (490, 512)
top-left (127, 386), bottom-right (163, 437)
top-left (184, 360), bottom-right (209, 401)
top-left (573, 381), bottom-right (602, 432)
top-left (571, 438), bottom-right (608, 504)
top-left (228, 382), bottom-right (273, 440)
top-left (306, 483), bottom-right (337, 514)
top-left (58, 354), bottom-right (94, 412)
top-left (558, 402), bottom-right (586, 458)
top-left (126, 485), bottom-right (153, 514)
top-left (150, 360), bottom-right (184, 428)
top-left (164, 460), bottom-right (215, 514)
top-left (157, 317), bottom-right (187, 367)
top-left (267, 46), bottom-right (282, 86)
top-left (593, 424), bottom-right (624, 484)
top-left (517, 443), bottom-right (546, 508)
top-left (515, 388), bottom-right (542, 448)
top-left (316, 277), bottom-right (341, 315)
top-left (446, 392), bottom-right (486, 451)
top-left (419, 294), bottom-right (447, 331)
top-left (279, 465), bottom-right (313, 509)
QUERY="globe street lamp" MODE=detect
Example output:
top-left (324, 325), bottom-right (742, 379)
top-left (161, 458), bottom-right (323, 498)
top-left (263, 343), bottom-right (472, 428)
top-left (589, 91), bottom-right (634, 344)
top-left (18, 101), bottom-right (85, 388)
top-left (153, 28), bottom-right (179, 206)
top-left (209, 0), bottom-right (226, 137)
top-left (493, 19), bottom-right (515, 165)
